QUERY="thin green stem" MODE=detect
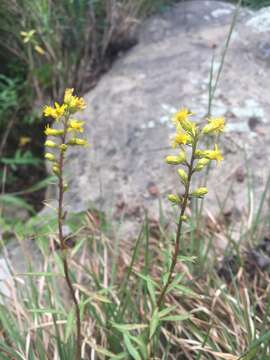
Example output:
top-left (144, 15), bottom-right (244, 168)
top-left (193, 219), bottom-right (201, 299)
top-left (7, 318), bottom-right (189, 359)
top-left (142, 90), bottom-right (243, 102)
top-left (157, 141), bottom-right (197, 309)
top-left (57, 116), bottom-right (81, 360)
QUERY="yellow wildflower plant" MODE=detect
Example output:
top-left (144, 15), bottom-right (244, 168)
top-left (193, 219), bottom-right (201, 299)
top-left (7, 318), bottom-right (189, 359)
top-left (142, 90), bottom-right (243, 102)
top-left (42, 88), bottom-right (88, 358)
top-left (158, 107), bottom-right (226, 313)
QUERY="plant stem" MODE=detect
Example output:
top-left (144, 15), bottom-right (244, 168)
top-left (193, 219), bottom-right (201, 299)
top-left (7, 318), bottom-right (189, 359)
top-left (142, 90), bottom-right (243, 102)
top-left (57, 121), bottom-right (81, 360)
top-left (157, 143), bottom-right (197, 309)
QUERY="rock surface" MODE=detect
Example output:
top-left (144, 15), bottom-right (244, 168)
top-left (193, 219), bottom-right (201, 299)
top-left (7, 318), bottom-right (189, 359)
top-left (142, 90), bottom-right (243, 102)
top-left (48, 0), bottom-right (270, 243)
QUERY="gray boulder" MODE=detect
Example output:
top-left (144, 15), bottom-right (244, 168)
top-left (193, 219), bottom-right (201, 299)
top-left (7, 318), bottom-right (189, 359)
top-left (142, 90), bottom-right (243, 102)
top-left (55, 0), bottom-right (270, 243)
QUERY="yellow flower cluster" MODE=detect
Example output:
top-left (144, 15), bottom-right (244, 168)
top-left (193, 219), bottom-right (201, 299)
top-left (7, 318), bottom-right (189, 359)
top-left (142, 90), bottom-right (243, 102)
top-left (166, 107), bottom-right (225, 205)
top-left (43, 88), bottom-right (88, 176)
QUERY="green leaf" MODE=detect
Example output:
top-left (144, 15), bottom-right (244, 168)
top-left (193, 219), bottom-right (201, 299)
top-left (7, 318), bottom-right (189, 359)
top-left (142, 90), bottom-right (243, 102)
top-left (146, 276), bottom-right (156, 306)
top-left (149, 308), bottom-right (160, 339)
top-left (161, 314), bottom-right (191, 322)
top-left (172, 284), bottom-right (197, 297)
top-left (92, 345), bottom-right (117, 357)
top-left (177, 255), bottom-right (197, 263)
top-left (123, 333), bottom-right (142, 360)
top-left (111, 322), bottom-right (148, 332)
top-left (0, 194), bottom-right (35, 213)
top-left (65, 308), bottom-right (75, 342)
top-left (29, 308), bottom-right (64, 315)
top-left (18, 272), bottom-right (61, 277)
top-left (158, 306), bottom-right (177, 319)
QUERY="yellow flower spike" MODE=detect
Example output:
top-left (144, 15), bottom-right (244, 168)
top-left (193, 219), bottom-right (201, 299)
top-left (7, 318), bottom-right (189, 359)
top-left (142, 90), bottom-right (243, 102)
top-left (168, 194), bottom-right (182, 204)
top-left (181, 215), bottom-right (188, 221)
top-left (204, 144), bottom-right (223, 164)
top-left (177, 168), bottom-right (188, 185)
top-left (45, 153), bottom-right (56, 162)
top-left (67, 138), bottom-right (88, 146)
top-left (202, 117), bottom-right (225, 135)
top-left (45, 140), bottom-right (57, 148)
top-left (195, 158), bottom-right (210, 172)
top-left (191, 187), bottom-right (208, 197)
top-left (44, 125), bottom-right (64, 137)
top-left (67, 120), bottom-right (85, 133)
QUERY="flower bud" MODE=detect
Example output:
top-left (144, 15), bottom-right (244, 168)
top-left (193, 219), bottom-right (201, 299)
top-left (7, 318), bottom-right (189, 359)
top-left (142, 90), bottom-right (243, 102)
top-left (45, 140), bottom-right (57, 148)
top-left (44, 126), bottom-right (64, 137)
top-left (194, 149), bottom-right (206, 159)
top-left (67, 138), bottom-right (88, 146)
top-left (166, 151), bottom-right (186, 165)
top-left (191, 187), bottom-right (208, 197)
top-left (195, 158), bottom-right (210, 172)
top-left (45, 153), bottom-right (56, 162)
top-left (177, 169), bottom-right (188, 185)
top-left (52, 165), bottom-right (60, 176)
top-left (168, 194), bottom-right (182, 204)
top-left (59, 144), bottom-right (68, 151)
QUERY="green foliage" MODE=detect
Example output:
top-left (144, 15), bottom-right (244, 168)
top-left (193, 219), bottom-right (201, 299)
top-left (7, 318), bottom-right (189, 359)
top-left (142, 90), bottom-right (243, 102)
top-left (236, 0), bottom-right (270, 8)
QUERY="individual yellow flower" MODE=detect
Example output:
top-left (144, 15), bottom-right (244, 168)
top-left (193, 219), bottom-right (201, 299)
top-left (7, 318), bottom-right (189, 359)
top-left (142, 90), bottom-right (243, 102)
top-left (59, 144), bottom-right (68, 151)
top-left (43, 103), bottom-right (67, 119)
top-left (67, 120), bottom-right (85, 133)
top-left (19, 137), bottom-right (31, 146)
top-left (52, 165), bottom-right (60, 175)
top-left (202, 117), bottom-right (225, 134)
top-left (166, 151), bottom-right (186, 165)
top-left (44, 125), bottom-right (64, 137)
top-left (168, 194), bottom-right (182, 204)
top-left (45, 153), bottom-right (56, 161)
top-left (34, 45), bottom-right (45, 55)
top-left (172, 108), bottom-right (196, 136)
top-left (45, 140), bottom-right (57, 147)
top-left (204, 144), bottom-right (223, 163)
top-left (170, 132), bottom-right (191, 148)
top-left (172, 107), bottom-right (192, 125)
top-left (177, 169), bottom-right (188, 185)
top-left (54, 102), bottom-right (67, 118)
top-left (195, 158), bottom-right (210, 171)
top-left (64, 88), bottom-right (86, 112)
top-left (191, 187), bottom-right (208, 197)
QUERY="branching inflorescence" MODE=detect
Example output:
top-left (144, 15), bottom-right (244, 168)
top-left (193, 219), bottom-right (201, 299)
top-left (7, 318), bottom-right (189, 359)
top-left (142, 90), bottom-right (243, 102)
top-left (43, 88), bottom-right (87, 360)
top-left (157, 108), bottom-right (225, 308)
